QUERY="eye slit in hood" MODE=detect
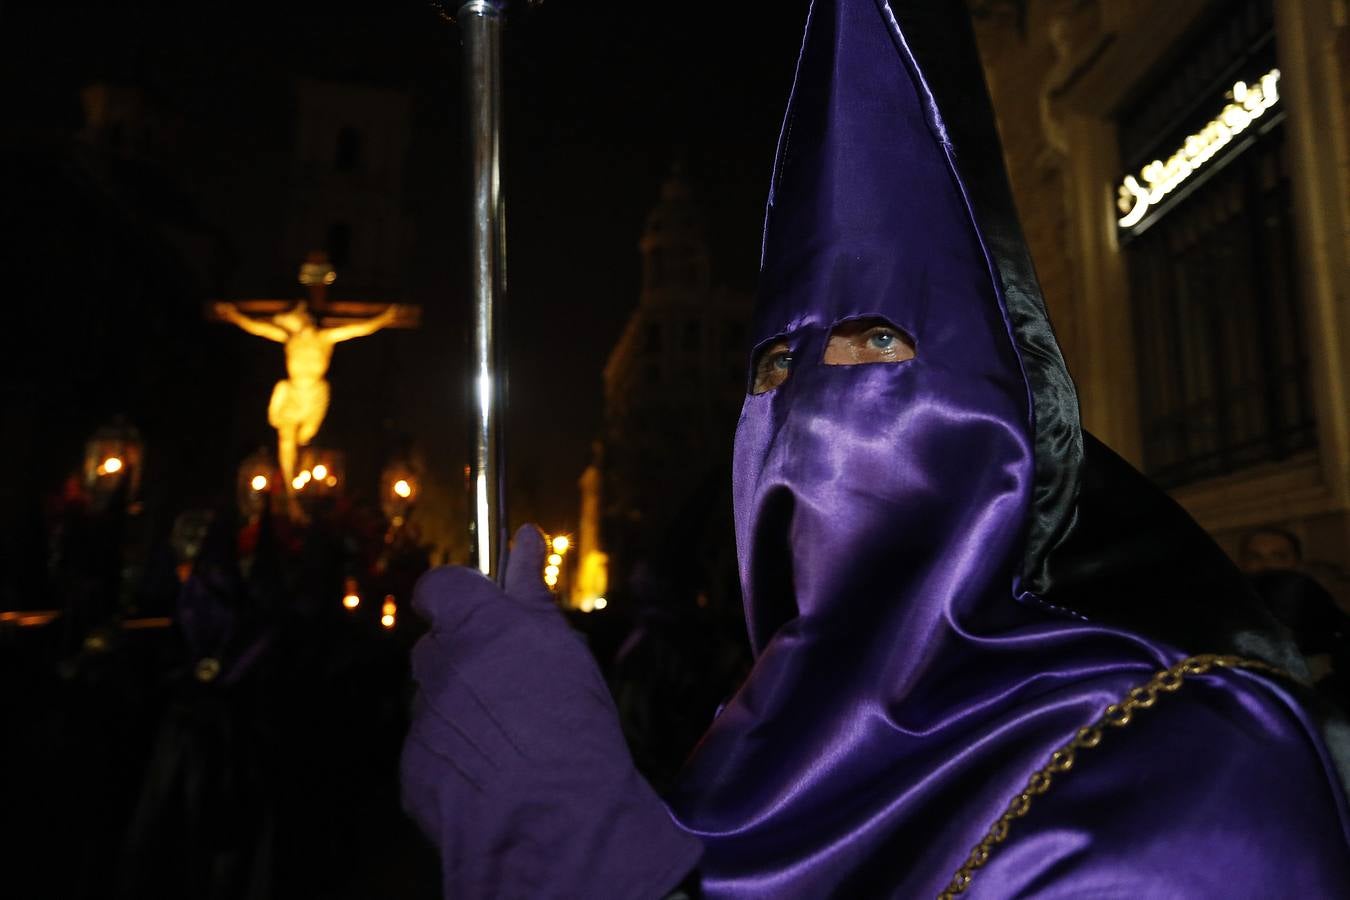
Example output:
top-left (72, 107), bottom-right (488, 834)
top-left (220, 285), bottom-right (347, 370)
top-left (823, 316), bottom-right (916, 367)
top-left (751, 336), bottom-right (799, 395)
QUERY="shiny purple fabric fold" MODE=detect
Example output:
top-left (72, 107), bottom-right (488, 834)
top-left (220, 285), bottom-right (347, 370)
top-left (666, 1), bottom-right (1350, 895)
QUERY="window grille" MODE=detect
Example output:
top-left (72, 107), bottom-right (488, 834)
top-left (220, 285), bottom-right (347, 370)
top-left (1120, 34), bottom-right (1313, 487)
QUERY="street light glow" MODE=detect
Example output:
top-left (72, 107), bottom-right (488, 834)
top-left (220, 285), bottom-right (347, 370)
top-left (311, 464), bottom-right (329, 480)
top-left (343, 593), bottom-right (361, 610)
top-left (547, 553), bottom-right (562, 566)
top-left (544, 564), bottom-right (560, 578)
top-left (593, 597), bottom-right (608, 610)
top-left (250, 474), bottom-right (269, 492)
top-left (99, 456), bottom-right (124, 475)
top-left (551, 535), bottom-right (570, 554)
top-left (393, 479), bottom-right (413, 498)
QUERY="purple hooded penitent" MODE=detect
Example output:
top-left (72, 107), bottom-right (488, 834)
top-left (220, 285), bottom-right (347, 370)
top-left (666, 1), bottom-right (1350, 896)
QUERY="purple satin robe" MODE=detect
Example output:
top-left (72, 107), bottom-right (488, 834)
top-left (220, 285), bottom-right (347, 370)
top-left (665, 1), bottom-right (1350, 896)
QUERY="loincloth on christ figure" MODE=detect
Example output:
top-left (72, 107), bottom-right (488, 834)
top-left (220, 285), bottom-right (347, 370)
top-left (268, 379), bottom-right (330, 445)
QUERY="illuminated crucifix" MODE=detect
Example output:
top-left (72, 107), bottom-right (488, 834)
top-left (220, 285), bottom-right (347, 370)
top-left (211, 252), bottom-right (420, 499)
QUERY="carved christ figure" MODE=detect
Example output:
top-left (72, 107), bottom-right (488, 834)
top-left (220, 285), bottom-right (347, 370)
top-left (214, 300), bottom-right (403, 491)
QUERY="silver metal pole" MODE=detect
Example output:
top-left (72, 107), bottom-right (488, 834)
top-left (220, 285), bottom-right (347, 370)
top-left (459, 0), bottom-right (508, 580)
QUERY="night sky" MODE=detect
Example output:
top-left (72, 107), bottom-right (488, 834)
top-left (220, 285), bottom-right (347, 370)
top-left (0, 0), bottom-right (813, 557)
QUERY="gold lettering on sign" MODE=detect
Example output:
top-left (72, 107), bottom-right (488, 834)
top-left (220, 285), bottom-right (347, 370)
top-left (1117, 69), bottom-right (1281, 230)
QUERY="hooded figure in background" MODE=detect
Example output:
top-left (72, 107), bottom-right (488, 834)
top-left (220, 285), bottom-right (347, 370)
top-left (118, 511), bottom-right (276, 900)
top-left (402, 1), bottom-right (1350, 897)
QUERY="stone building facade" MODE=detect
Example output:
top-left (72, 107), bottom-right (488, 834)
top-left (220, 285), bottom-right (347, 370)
top-left (284, 80), bottom-right (412, 297)
top-left (972, 0), bottom-right (1350, 580)
top-left (597, 171), bottom-right (751, 603)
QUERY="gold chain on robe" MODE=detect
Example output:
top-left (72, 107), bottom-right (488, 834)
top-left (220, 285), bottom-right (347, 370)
top-left (939, 654), bottom-right (1289, 899)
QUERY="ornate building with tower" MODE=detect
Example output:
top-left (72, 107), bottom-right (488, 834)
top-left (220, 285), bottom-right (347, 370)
top-left (592, 171), bottom-right (751, 607)
top-left (284, 80), bottom-right (413, 297)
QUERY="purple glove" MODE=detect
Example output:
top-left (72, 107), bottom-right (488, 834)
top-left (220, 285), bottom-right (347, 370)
top-left (401, 525), bottom-right (702, 899)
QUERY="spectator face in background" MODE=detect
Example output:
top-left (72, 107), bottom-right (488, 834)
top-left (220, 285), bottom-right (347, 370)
top-left (1241, 527), bottom-right (1302, 574)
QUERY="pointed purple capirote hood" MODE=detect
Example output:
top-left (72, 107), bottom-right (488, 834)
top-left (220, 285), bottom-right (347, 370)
top-left (751, 0), bottom-right (1082, 600)
top-left (732, 0), bottom-right (1055, 657)
top-left (667, 3), bottom-right (1350, 896)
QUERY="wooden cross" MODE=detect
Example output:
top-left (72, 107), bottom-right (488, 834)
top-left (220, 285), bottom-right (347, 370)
top-left (206, 250), bottom-right (422, 330)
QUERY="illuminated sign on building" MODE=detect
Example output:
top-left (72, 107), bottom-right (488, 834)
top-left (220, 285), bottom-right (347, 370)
top-left (1117, 68), bottom-right (1281, 230)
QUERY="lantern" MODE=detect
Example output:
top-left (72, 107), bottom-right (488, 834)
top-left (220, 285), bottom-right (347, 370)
top-left (380, 459), bottom-right (420, 525)
top-left (236, 447), bottom-right (278, 519)
top-left (342, 576), bottom-right (361, 611)
top-left (83, 420), bottom-right (144, 508)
